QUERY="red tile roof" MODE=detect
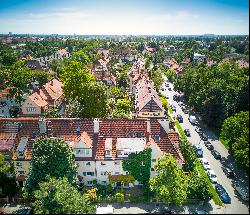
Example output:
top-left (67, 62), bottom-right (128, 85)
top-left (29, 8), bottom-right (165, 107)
top-left (0, 118), bottom-right (183, 163)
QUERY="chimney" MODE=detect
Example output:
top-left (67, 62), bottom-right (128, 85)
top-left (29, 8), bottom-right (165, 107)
top-left (94, 118), bottom-right (99, 134)
top-left (38, 118), bottom-right (47, 134)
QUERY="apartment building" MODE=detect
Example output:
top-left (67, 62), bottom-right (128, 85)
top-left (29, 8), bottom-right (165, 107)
top-left (0, 118), bottom-right (183, 187)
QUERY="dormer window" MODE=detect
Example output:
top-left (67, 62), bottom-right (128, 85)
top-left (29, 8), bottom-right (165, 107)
top-left (154, 135), bottom-right (160, 142)
top-left (137, 131), bottom-right (142, 138)
top-left (130, 131), bottom-right (135, 137)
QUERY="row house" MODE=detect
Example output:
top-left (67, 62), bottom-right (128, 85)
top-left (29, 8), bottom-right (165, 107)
top-left (163, 58), bottom-right (185, 76)
top-left (0, 87), bottom-right (19, 118)
top-left (25, 49), bottom-right (71, 71)
top-left (0, 118), bottom-right (184, 187)
top-left (20, 78), bottom-right (63, 116)
top-left (90, 58), bottom-right (116, 86)
top-left (128, 60), bottom-right (165, 118)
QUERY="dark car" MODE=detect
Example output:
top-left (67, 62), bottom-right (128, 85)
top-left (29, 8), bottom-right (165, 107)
top-left (168, 88), bottom-right (172, 91)
top-left (184, 129), bottom-right (191, 137)
top-left (173, 95), bottom-right (178, 101)
top-left (176, 114), bottom-right (183, 123)
top-left (201, 133), bottom-right (208, 141)
top-left (215, 184), bottom-right (231, 203)
top-left (211, 150), bottom-right (221, 160)
top-left (184, 109), bottom-right (189, 114)
top-left (170, 104), bottom-right (176, 112)
top-left (195, 127), bottom-right (203, 134)
top-left (204, 141), bottom-right (214, 150)
top-left (222, 166), bottom-right (234, 178)
top-left (14, 208), bottom-right (33, 214)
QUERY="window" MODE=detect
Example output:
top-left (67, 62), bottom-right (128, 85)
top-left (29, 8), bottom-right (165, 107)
top-left (18, 171), bottom-right (25, 175)
top-left (130, 131), bottom-right (135, 137)
top-left (154, 135), bottom-right (160, 142)
top-left (87, 181), bottom-right (93, 185)
top-left (83, 172), bottom-right (87, 176)
top-left (87, 172), bottom-right (94, 176)
top-left (85, 149), bottom-right (90, 155)
top-left (16, 162), bottom-right (22, 166)
top-left (115, 172), bottom-right (120, 175)
top-left (26, 107), bottom-right (36, 112)
top-left (137, 131), bottom-right (143, 138)
top-left (117, 151), bottom-right (122, 155)
top-left (86, 162), bottom-right (91, 166)
top-left (106, 150), bottom-right (110, 156)
top-left (152, 159), bottom-right (156, 162)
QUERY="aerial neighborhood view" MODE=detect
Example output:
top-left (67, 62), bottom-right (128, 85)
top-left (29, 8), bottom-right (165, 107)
top-left (0, 0), bottom-right (249, 214)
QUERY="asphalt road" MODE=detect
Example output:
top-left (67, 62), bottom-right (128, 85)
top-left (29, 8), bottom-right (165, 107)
top-left (161, 76), bottom-right (249, 214)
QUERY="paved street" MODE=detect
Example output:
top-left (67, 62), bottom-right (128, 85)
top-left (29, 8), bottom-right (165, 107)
top-left (161, 76), bottom-right (249, 214)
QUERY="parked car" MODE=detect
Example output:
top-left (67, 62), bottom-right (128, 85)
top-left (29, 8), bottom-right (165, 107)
top-left (215, 184), bottom-right (231, 203)
top-left (193, 209), bottom-right (208, 214)
top-left (161, 88), bottom-right (165, 91)
top-left (211, 150), bottom-right (222, 160)
top-left (233, 182), bottom-right (249, 202)
top-left (173, 94), bottom-right (178, 101)
top-left (199, 158), bottom-right (209, 166)
top-left (184, 129), bottom-right (191, 137)
top-left (194, 144), bottom-right (203, 158)
top-left (14, 208), bottom-right (33, 214)
top-left (170, 104), bottom-right (176, 112)
top-left (222, 166), bottom-right (234, 178)
top-left (207, 170), bottom-right (218, 184)
top-left (166, 83), bottom-right (170, 87)
top-left (189, 115), bottom-right (197, 125)
top-left (195, 127), bottom-right (202, 134)
top-left (176, 114), bottom-right (183, 123)
top-left (201, 133), bottom-right (208, 141)
top-left (203, 163), bottom-right (211, 171)
top-left (168, 88), bottom-right (172, 91)
top-left (204, 141), bottom-right (214, 150)
top-left (184, 109), bottom-right (189, 114)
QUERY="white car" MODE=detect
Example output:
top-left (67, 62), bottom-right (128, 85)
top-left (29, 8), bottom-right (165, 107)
top-left (207, 170), bottom-right (218, 184)
top-left (199, 158), bottom-right (209, 165)
top-left (203, 164), bottom-right (211, 171)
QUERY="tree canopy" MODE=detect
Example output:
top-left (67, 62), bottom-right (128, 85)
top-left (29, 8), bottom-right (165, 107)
top-left (24, 138), bottom-right (77, 196)
top-left (33, 177), bottom-right (95, 214)
top-left (220, 111), bottom-right (249, 170)
top-left (149, 153), bottom-right (188, 206)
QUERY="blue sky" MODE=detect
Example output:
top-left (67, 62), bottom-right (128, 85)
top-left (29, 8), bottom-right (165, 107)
top-left (0, 0), bottom-right (249, 35)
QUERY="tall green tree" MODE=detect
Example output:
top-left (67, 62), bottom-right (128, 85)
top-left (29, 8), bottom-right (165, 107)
top-left (150, 153), bottom-right (188, 206)
top-left (24, 138), bottom-right (77, 196)
top-left (123, 148), bottom-right (152, 195)
top-left (220, 111), bottom-right (249, 170)
top-left (179, 140), bottom-right (197, 171)
top-left (33, 177), bottom-right (95, 214)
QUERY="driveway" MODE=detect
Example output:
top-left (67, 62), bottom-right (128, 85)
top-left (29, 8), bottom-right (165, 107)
top-left (160, 76), bottom-right (249, 214)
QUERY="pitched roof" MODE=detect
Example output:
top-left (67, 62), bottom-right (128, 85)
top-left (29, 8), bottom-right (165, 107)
top-left (0, 118), bottom-right (183, 163)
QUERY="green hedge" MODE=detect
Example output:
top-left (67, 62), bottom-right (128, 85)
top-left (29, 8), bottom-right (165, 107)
top-left (175, 120), bottom-right (187, 140)
top-left (196, 160), bottom-right (223, 206)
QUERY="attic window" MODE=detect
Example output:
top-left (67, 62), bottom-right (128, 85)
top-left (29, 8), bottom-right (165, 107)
top-left (130, 131), bottom-right (135, 137)
top-left (154, 135), bottom-right (160, 142)
top-left (137, 132), bottom-right (142, 138)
